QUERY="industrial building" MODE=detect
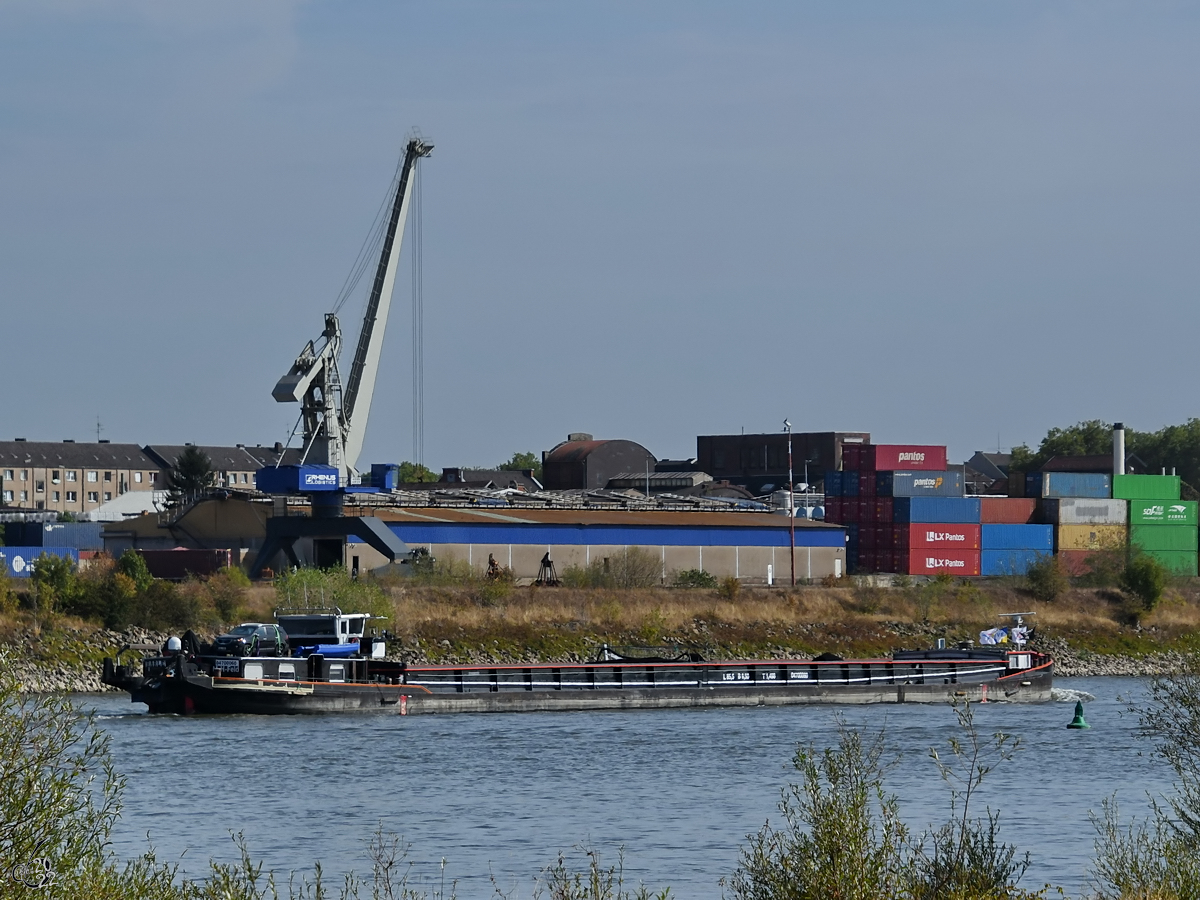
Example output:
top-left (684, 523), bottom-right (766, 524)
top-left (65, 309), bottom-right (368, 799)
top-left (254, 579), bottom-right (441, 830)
top-left (541, 434), bottom-right (657, 491)
top-left (696, 431), bottom-right (870, 494)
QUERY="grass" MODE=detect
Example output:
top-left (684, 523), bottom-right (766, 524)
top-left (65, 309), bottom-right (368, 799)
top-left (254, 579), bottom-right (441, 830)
top-left (7, 577), bottom-right (1200, 669)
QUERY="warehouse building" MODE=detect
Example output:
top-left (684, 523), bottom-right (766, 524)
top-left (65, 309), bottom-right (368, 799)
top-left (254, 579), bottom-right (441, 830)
top-left (541, 434), bottom-right (657, 491)
top-left (348, 507), bottom-right (847, 583)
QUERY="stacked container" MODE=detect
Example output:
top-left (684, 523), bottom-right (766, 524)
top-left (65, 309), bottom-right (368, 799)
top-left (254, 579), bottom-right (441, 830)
top-left (1117, 474), bottom-right (1198, 576)
top-left (1040, 497), bottom-right (1128, 575)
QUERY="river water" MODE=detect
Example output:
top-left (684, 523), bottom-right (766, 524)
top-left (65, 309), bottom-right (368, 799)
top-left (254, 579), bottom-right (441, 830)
top-left (86, 677), bottom-right (1170, 899)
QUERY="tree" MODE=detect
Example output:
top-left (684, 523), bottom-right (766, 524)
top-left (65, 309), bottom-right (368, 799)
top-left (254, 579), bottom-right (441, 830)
top-left (1011, 419), bottom-right (1116, 474)
top-left (397, 461), bottom-right (438, 483)
top-left (168, 446), bottom-right (214, 494)
top-left (500, 451), bottom-right (542, 480)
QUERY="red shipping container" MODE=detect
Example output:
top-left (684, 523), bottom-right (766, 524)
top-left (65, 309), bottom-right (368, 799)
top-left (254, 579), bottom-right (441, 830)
top-left (878, 550), bottom-right (896, 573)
top-left (898, 523), bottom-right (981, 549)
top-left (903, 549), bottom-right (981, 576)
top-left (842, 444), bottom-right (863, 471)
top-left (858, 473), bottom-right (877, 498)
top-left (860, 525), bottom-right (878, 550)
top-left (862, 444), bottom-right (948, 472)
top-left (1058, 550), bottom-right (1099, 577)
top-left (857, 549), bottom-right (876, 572)
top-left (857, 498), bottom-right (872, 522)
top-left (824, 496), bottom-right (842, 523)
top-left (873, 497), bottom-right (894, 525)
top-left (980, 497), bottom-right (1036, 524)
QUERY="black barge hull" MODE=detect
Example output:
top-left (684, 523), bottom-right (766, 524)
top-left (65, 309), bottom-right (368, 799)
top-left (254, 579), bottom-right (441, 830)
top-left (103, 650), bottom-right (1052, 715)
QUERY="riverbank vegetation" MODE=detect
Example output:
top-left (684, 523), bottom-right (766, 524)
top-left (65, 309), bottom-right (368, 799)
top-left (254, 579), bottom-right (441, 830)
top-left (4, 554), bottom-right (1200, 674)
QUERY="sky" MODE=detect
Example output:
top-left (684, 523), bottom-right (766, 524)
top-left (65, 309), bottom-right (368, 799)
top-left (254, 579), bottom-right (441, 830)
top-left (2, 1), bottom-right (1199, 471)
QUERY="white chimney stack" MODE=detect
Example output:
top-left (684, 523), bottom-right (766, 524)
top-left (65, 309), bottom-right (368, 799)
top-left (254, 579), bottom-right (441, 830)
top-left (1113, 422), bottom-right (1126, 476)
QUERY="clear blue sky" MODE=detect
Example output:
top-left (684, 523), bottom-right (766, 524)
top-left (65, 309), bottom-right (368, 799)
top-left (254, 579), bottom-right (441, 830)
top-left (2, 2), bottom-right (1197, 469)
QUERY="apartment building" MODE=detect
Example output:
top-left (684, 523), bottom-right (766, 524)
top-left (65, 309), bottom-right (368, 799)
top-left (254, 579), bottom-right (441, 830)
top-left (0, 440), bottom-right (160, 515)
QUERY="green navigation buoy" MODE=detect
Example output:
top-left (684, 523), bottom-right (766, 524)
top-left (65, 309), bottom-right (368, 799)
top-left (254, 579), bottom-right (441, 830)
top-left (1067, 700), bottom-right (1090, 729)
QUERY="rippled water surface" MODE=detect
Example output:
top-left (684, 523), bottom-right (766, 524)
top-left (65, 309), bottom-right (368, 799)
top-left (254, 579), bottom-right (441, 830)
top-left (85, 677), bottom-right (1168, 898)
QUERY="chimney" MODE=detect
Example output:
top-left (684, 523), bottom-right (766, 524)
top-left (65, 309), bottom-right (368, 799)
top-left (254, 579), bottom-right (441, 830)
top-left (1113, 423), bottom-right (1125, 476)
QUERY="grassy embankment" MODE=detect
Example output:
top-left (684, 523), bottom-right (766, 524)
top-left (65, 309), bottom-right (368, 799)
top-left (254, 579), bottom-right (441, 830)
top-left (4, 576), bottom-right (1200, 672)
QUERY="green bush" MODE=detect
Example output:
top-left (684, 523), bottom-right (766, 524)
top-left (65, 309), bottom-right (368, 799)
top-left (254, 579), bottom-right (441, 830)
top-left (275, 567), bottom-right (393, 621)
top-left (673, 569), bottom-right (718, 589)
top-left (1025, 554), bottom-right (1069, 603)
top-left (717, 576), bottom-right (741, 601)
top-left (558, 549), bottom-right (662, 590)
top-left (1121, 553), bottom-right (1169, 613)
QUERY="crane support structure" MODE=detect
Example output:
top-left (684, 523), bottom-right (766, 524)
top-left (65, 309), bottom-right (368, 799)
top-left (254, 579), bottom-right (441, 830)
top-left (272, 136), bottom-right (433, 484)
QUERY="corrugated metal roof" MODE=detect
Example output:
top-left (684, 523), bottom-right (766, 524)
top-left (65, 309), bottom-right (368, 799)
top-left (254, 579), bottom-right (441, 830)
top-left (369, 506), bottom-right (842, 530)
top-left (543, 440), bottom-right (609, 463)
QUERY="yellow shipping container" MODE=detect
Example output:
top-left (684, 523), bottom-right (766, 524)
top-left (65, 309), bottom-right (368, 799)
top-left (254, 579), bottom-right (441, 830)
top-left (1056, 524), bottom-right (1127, 551)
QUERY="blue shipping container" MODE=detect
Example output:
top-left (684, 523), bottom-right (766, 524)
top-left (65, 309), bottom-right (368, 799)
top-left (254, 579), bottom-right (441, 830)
top-left (1027, 472), bottom-right (1111, 499)
top-left (893, 497), bottom-right (981, 524)
top-left (845, 523), bottom-right (860, 546)
top-left (981, 549), bottom-right (1047, 577)
top-left (255, 465), bottom-right (341, 493)
top-left (981, 524), bottom-right (1054, 551)
top-left (824, 470), bottom-right (843, 497)
top-left (0, 546), bottom-right (79, 578)
top-left (843, 471), bottom-right (860, 497)
top-left (40, 522), bottom-right (104, 550)
top-left (877, 470), bottom-right (965, 498)
top-left (3, 522), bottom-right (34, 546)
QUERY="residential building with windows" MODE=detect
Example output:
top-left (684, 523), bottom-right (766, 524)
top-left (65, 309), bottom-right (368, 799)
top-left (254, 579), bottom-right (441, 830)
top-left (0, 440), bottom-right (161, 515)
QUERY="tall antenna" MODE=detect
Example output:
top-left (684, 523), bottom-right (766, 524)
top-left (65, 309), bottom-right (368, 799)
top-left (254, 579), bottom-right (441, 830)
top-left (411, 155), bottom-right (425, 465)
top-left (95, 416), bottom-right (103, 442)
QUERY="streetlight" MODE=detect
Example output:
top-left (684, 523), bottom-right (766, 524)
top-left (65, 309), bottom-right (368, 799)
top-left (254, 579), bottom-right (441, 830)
top-left (784, 419), bottom-right (795, 587)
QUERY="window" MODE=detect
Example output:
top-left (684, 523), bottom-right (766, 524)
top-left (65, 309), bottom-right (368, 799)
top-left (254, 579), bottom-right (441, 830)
top-left (150, 471), bottom-right (158, 483)
top-left (3, 470), bottom-right (12, 480)
top-left (2, 490), bottom-right (11, 503)
top-left (104, 471), bottom-right (112, 482)
top-left (52, 470), bottom-right (60, 484)
top-left (87, 492), bottom-right (98, 503)
top-left (87, 471), bottom-right (97, 483)
top-left (19, 491), bottom-right (27, 502)
top-left (134, 472), bottom-right (143, 483)
top-left (66, 491), bottom-right (77, 502)
top-left (227, 472), bottom-right (235, 485)
top-left (104, 492), bottom-right (112, 501)
top-left (52, 491), bottom-right (60, 502)
top-left (19, 470), bottom-right (27, 481)
top-left (66, 471), bottom-right (77, 482)
top-left (35, 481), bottom-right (44, 493)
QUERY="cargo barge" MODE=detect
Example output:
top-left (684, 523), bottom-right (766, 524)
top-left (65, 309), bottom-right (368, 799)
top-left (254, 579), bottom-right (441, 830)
top-left (102, 620), bottom-right (1053, 715)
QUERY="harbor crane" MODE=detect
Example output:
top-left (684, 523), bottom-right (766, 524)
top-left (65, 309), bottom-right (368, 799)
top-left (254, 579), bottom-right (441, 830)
top-left (272, 136), bottom-right (433, 485)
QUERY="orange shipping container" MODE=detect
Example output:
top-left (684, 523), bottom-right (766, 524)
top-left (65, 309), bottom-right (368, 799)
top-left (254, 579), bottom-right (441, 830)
top-left (980, 497), bottom-right (1036, 524)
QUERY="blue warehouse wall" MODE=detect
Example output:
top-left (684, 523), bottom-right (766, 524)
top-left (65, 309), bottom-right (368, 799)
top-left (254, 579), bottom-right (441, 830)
top-left (380, 522), bottom-right (843, 548)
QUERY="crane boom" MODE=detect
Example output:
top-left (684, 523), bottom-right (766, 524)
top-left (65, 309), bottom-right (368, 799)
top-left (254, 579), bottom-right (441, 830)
top-left (271, 136), bottom-right (432, 485)
top-left (342, 137), bottom-right (432, 468)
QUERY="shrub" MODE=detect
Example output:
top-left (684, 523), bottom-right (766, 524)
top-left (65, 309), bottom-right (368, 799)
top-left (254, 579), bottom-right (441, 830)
top-left (673, 568), bottom-right (718, 589)
top-left (1122, 553), bottom-right (1169, 613)
top-left (1025, 554), bottom-right (1068, 603)
top-left (559, 549), bottom-right (662, 590)
top-left (718, 576), bottom-right (741, 601)
top-left (29, 552), bottom-right (79, 614)
top-left (204, 567), bottom-right (250, 624)
top-left (275, 567), bottom-right (393, 621)
top-left (115, 550), bottom-right (153, 594)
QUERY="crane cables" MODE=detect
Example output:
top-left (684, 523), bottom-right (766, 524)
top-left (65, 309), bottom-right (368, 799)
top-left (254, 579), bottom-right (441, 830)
top-left (330, 154), bottom-right (406, 317)
top-left (411, 155), bottom-right (425, 466)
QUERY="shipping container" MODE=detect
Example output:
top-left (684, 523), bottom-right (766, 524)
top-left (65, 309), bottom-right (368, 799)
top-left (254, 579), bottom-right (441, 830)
top-left (1143, 550), bottom-right (1198, 576)
top-left (843, 471), bottom-right (860, 497)
top-left (900, 549), bottom-right (981, 576)
top-left (896, 523), bottom-right (981, 549)
top-left (979, 497), bottom-right (1036, 524)
top-left (1129, 500), bottom-right (1198, 526)
top-left (40, 522), bottom-right (104, 550)
top-left (981, 524), bottom-right (1054, 551)
top-left (0, 546), bottom-right (79, 578)
top-left (871, 497), bottom-right (894, 524)
top-left (1029, 472), bottom-right (1112, 499)
top-left (137, 548), bottom-right (233, 580)
top-left (824, 496), bottom-right (842, 523)
top-left (1056, 524), bottom-right (1128, 551)
top-left (981, 549), bottom-right (1046, 577)
top-left (893, 497), bottom-right (981, 524)
top-left (877, 470), bottom-right (965, 498)
top-left (1130, 525), bottom-right (1198, 553)
top-left (841, 444), bottom-right (863, 471)
top-left (856, 498), bottom-right (871, 522)
top-left (824, 471), bottom-right (843, 497)
top-left (861, 525), bottom-right (878, 550)
top-left (845, 523), bottom-right (860, 547)
top-left (858, 473), bottom-right (876, 497)
top-left (862, 445), bottom-right (948, 472)
top-left (1007, 473), bottom-right (1026, 498)
top-left (255, 465), bottom-right (340, 494)
top-left (1058, 550), bottom-right (1101, 577)
top-left (1113, 473), bottom-right (1181, 501)
top-left (1041, 498), bottom-right (1128, 526)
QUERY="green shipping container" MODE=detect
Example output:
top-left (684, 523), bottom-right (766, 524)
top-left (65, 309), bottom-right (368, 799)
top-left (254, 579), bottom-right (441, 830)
top-left (1131, 524), bottom-right (1198, 552)
top-left (1129, 499), bottom-right (1199, 526)
top-left (1113, 473), bottom-right (1181, 501)
top-left (1143, 550), bottom-right (1199, 576)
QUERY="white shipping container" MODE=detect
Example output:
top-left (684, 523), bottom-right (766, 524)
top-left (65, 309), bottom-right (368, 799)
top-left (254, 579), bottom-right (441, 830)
top-left (1042, 498), bottom-right (1127, 525)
